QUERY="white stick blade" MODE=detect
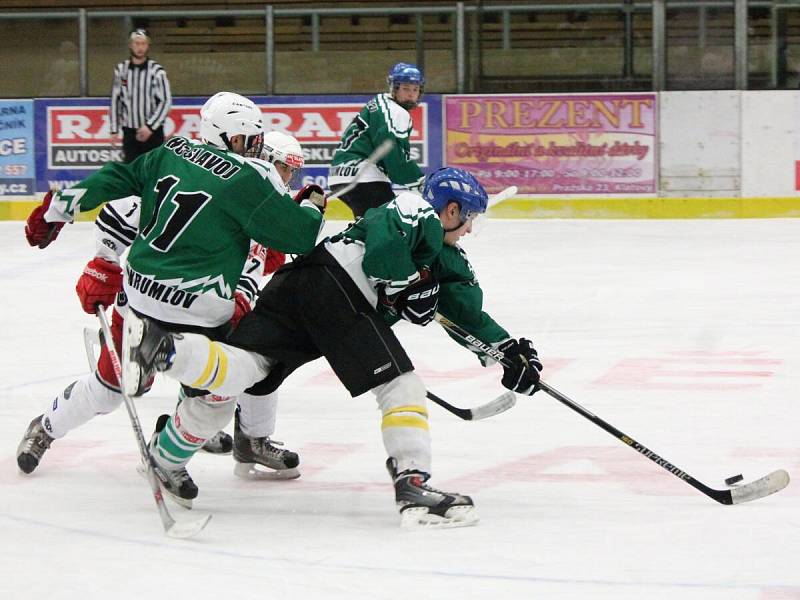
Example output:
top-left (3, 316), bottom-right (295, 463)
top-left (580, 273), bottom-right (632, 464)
top-left (166, 514), bottom-right (212, 539)
top-left (730, 469), bottom-right (790, 505)
top-left (83, 326), bottom-right (99, 369)
top-left (488, 186), bottom-right (518, 208)
top-left (470, 391), bottom-right (516, 420)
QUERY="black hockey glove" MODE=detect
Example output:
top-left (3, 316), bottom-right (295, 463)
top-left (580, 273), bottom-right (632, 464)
top-left (384, 269), bottom-right (440, 326)
top-left (498, 338), bottom-right (542, 395)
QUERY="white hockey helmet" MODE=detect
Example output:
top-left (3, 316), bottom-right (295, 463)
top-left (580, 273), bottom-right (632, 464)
top-left (261, 130), bottom-right (304, 170)
top-left (200, 92), bottom-right (264, 156)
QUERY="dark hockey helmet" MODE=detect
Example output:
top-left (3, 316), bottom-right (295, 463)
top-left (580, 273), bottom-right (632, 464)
top-left (423, 167), bottom-right (488, 225)
top-left (387, 63), bottom-right (425, 108)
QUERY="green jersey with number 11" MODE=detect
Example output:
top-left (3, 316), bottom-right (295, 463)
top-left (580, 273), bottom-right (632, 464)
top-left (45, 136), bottom-right (323, 327)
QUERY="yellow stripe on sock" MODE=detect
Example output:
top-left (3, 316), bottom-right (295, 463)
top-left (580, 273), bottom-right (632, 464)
top-left (381, 414), bottom-right (429, 431)
top-left (190, 341), bottom-right (221, 389)
top-left (383, 405), bottom-right (429, 418)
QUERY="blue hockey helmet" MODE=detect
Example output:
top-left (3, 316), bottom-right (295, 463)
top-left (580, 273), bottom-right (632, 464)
top-left (387, 63), bottom-right (425, 108)
top-left (423, 167), bottom-right (488, 226)
top-left (388, 63), bottom-right (425, 88)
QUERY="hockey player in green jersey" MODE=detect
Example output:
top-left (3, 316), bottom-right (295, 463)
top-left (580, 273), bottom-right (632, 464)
top-left (18, 92), bottom-right (325, 503)
top-left (123, 167), bottom-right (543, 528)
top-left (328, 62), bottom-right (426, 217)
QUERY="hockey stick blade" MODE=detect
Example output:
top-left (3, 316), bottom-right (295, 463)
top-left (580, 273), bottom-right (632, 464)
top-left (426, 390), bottom-right (516, 421)
top-left (166, 513), bottom-right (212, 539)
top-left (488, 185), bottom-right (518, 209)
top-left (468, 390), bottom-right (516, 420)
top-left (729, 469), bottom-right (790, 505)
top-left (83, 326), bottom-right (99, 369)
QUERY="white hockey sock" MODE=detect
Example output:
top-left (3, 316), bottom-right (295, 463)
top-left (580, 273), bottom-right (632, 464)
top-left (43, 373), bottom-right (123, 439)
top-left (168, 333), bottom-right (272, 396)
top-left (237, 391), bottom-right (279, 438)
top-left (374, 372), bottom-right (432, 474)
top-left (153, 394), bottom-right (237, 470)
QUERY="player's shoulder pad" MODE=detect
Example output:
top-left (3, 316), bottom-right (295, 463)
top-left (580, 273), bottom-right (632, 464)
top-left (376, 93), bottom-right (413, 138)
top-left (390, 190), bottom-right (438, 221)
top-left (241, 157), bottom-right (289, 194)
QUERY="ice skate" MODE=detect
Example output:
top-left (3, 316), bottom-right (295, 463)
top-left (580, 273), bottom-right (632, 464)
top-left (232, 410), bottom-right (300, 480)
top-left (123, 312), bottom-right (175, 397)
top-left (17, 415), bottom-right (54, 475)
top-left (147, 414), bottom-right (198, 509)
top-left (200, 430), bottom-right (233, 454)
top-left (386, 458), bottom-right (478, 529)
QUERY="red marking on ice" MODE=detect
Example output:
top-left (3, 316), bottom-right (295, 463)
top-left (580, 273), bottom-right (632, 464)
top-left (595, 354), bottom-right (780, 390)
top-left (1, 440), bottom-right (139, 484)
top-left (305, 358), bottom-right (573, 387)
top-left (292, 442), bottom-right (366, 478)
top-left (440, 445), bottom-right (687, 495)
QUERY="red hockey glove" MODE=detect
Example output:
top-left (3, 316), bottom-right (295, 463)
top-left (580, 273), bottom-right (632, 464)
top-left (230, 292), bottom-right (252, 329)
top-left (293, 184), bottom-right (326, 214)
top-left (75, 257), bottom-right (123, 314)
top-left (25, 190), bottom-right (64, 249)
top-left (263, 248), bottom-right (286, 275)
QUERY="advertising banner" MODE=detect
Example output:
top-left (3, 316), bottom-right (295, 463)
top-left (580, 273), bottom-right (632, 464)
top-left (0, 100), bottom-right (36, 197)
top-left (34, 95), bottom-right (441, 193)
top-left (444, 93), bottom-right (657, 194)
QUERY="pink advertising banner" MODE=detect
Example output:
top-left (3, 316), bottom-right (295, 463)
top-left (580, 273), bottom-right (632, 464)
top-left (444, 93), bottom-right (657, 194)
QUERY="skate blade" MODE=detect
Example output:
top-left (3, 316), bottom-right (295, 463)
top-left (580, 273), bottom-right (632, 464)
top-left (199, 445), bottom-right (232, 455)
top-left (399, 505), bottom-right (479, 529)
top-left (233, 462), bottom-right (301, 481)
top-left (165, 493), bottom-right (194, 510)
top-left (137, 462), bottom-right (194, 509)
top-left (122, 317), bottom-right (145, 397)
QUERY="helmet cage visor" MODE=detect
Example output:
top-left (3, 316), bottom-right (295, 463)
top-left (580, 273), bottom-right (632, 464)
top-left (243, 133), bottom-right (264, 158)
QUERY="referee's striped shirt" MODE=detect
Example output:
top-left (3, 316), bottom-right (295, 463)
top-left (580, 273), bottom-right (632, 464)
top-left (109, 58), bottom-right (171, 134)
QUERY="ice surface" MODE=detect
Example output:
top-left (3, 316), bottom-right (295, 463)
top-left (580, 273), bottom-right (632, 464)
top-left (1, 219), bottom-right (797, 599)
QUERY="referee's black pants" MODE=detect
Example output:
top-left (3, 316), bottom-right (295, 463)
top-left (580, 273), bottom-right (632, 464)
top-left (122, 126), bottom-right (165, 163)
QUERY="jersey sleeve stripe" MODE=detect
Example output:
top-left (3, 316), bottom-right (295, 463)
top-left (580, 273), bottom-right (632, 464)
top-left (96, 221), bottom-right (135, 247)
top-left (377, 94), bottom-right (412, 138)
top-left (236, 276), bottom-right (259, 301)
top-left (97, 209), bottom-right (137, 243)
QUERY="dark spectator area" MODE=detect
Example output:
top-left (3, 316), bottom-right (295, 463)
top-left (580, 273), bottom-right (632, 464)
top-left (1, 1), bottom-right (798, 97)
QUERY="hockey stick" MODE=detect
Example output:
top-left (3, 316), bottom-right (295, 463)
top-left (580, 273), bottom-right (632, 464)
top-left (433, 313), bottom-right (790, 505)
top-left (426, 389), bottom-right (516, 421)
top-left (95, 308), bottom-right (211, 538)
top-left (488, 185), bottom-right (518, 209)
top-left (83, 326), bottom-right (99, 368)
top-left (325, 139), bottom-right (395, 200)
